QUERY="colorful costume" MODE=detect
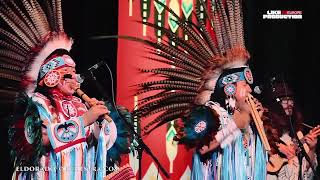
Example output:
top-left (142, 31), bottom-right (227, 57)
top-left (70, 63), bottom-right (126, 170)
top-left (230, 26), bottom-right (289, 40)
top-left (0, 0), bottom-right (131, 179)
top-left (127, 0), bottom-right (267, 179)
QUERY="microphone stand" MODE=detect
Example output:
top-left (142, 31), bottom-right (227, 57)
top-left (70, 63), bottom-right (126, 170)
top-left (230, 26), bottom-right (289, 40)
top-left (133, 131), bottom-right (170, 179)
top-left (278, 75), bottom-right (318, 179)
top-left (88, 70), bottom-right (110, 102)
top-left (86, 65), bottom-right (170, 179)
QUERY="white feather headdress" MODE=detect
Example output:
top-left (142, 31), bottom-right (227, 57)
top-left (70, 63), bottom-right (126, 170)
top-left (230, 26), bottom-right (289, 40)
top-left (0, 0), bottom-right (73, 98)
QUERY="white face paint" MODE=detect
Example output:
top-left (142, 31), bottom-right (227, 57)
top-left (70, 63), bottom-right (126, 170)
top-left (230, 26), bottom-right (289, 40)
top-left (56, 67), bottom-right (77, 96)
top-left (57, 80), bottom-right (75, 95)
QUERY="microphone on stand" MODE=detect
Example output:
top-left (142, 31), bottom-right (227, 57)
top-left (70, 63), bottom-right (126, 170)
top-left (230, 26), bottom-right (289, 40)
top-left (77, 60), bottom-right (110, 102)
top-left (76, 61), bottom-right (106, 83)
top-left (73, 61), bottom-right (112, 123)
top-left (78, 60), bottom-right (171, 178)
top-left (88, 61), bottom-right (105, 71)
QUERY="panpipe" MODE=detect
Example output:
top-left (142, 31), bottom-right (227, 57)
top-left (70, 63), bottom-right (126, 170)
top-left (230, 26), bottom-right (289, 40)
top-left (72, 86), bottom-right (113, 123)
top-left (246, 93), bottom-right (271, 152)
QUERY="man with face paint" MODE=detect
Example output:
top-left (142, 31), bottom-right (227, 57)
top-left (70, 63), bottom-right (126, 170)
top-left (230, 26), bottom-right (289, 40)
top-left (127, 0), bottom-right (269, 179)
top-left (181, 64), bottom-right (267, 180)
top-left (12, 40), bottom-right (122, 180)
top-left (262, 79), bottom-right (319, 180)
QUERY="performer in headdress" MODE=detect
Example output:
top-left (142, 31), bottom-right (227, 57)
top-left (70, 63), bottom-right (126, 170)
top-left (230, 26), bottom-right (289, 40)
top-left (0, 0), bottom-right (132, 179)
top-left (128, 0), bottom-right (268, 179)
top-left (262, 78), bottom-right (319, 180)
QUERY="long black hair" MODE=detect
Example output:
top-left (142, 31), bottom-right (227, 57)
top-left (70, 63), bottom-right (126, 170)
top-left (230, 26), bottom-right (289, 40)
top-left (262, 82), bottom-right (304, 135)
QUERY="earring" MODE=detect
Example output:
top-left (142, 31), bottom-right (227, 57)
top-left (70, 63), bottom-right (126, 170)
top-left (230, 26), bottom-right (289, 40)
top-left (224, 84), bottom-right (236, 115)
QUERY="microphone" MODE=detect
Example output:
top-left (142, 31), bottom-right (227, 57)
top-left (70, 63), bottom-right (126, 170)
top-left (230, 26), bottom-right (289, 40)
top-left (76, 61), bottom-right (106, 83)
top-left (76, 74), bottom-right (85, 84)
top-left (254, 85), bottom-right (263, 95)
top-left (88, 61), bottom-right (105, 71)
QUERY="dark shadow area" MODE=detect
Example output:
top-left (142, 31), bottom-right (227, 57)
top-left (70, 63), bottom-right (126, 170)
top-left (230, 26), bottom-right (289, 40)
top-left (245, 0), bottom-right (320, 176)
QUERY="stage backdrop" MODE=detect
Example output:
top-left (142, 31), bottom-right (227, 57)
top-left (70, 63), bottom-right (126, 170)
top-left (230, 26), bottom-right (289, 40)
top-left (117, 0), bottom-right (211, 179)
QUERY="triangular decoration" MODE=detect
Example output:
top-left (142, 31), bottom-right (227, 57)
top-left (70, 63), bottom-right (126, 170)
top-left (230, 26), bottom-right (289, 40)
top-left (154, 0), bottom-right (166, 40)
top-left (143, 162), bottom-right (163, 180)
top-left (181, 0), bottom-right (193, 19)
top-left (180, 166), bottom-right (191, 180)
top-left (168, 0), bottom-right (180, 33)
top-left (154, 0), bottom-right (166, 13)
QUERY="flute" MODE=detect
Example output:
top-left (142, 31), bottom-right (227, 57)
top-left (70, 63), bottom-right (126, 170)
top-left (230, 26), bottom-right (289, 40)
top-left (72, 86), bottom-right (113, 123)
top-left (246, 94), bottom-right (271, 152)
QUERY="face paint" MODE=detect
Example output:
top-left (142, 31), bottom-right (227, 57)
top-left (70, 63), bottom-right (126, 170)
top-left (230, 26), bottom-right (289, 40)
top-left (63, 74), bottom-right (73, 79)
top-left (56, 67), bottom-right (77, 95)
top-left (62, 79), bottom-right (68, 86)
top-left (57, 80), bottom-right (75, 95)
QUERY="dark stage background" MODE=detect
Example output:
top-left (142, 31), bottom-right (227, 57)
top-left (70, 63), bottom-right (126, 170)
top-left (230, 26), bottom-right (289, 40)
top-left (1, 0), bottom-right (319, 179)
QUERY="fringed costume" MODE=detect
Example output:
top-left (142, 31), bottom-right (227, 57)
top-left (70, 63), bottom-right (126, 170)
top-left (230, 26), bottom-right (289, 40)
top-left (126, 0), bottom-right (268, 179)
top-left (0, 0), bottom-right (131, 179)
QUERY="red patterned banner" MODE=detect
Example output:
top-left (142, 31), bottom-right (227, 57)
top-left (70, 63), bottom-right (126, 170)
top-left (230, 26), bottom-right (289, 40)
top-left (117, 0), bottom-right (196, 179)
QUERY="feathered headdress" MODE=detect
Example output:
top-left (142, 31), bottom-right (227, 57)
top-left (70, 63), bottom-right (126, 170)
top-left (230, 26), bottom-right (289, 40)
top-left (0, 0), bottom-right (73, 106)
top-left (0, 0), bottom-right (73, 168)
top-left (2, 1), bottom-right (133, 169)
top-left (129, 0), bottom-right (252, 137)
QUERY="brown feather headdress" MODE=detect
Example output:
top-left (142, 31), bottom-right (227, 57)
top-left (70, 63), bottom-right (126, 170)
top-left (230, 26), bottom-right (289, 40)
top-left (129, 0), bottom-right (251, 135)
top-left (0, 0), bottom-right (73, 107)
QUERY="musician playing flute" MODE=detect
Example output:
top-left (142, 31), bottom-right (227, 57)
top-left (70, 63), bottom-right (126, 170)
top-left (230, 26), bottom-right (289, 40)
top-left (2, 1), bottom-right (132, 179)
top-left (178, 65), bottom-right (268, 180)
top-left (262, 79), bottom-right (319, 180)
top-left (129, 0), bottom-right (269, 178)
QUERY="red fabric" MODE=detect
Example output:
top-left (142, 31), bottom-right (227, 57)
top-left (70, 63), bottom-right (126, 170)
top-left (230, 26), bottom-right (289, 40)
top-left (117, 1), bottom-right (193, 179)
top-left (109, 167), bottom-right (135, 180)
top-left (50, 88), bottom-right (87, 121)
top-left (53, 138), bottom-right (86, 153)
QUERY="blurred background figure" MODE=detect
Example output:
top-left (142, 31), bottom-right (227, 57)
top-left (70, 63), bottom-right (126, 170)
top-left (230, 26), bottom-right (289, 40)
top-left (260, 76), bottom-right (319, 180)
